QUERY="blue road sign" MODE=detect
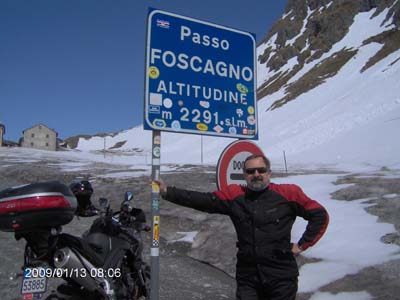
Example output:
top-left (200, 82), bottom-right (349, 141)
top-left (144, 9), bottom-right (257, 139)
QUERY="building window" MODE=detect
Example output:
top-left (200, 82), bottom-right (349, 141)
top-left (30, 142), bottom-right (34, 146)
top-left (46, 142), bottom-right (49, 147)
top-left (46, 134), bottom-right (49, 138)
top-left (31, 133), bottom-right (35, 138)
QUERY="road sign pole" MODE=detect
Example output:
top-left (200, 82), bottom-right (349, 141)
top-left (201, 136), bottom-right (203, 164)
top-left (150, 130), bottom-right (161, 300)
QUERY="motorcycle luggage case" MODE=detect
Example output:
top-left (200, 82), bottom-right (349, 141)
top-left (0, 181), bottom-right (77, 232)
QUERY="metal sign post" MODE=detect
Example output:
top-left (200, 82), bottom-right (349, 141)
top-left (150, 130), bottom-right (161, 300)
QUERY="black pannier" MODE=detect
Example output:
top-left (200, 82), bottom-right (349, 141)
top-left (0, 181), bottom-right (77, 232)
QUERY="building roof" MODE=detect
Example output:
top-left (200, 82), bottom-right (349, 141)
top-left (23, 123), bottom-right (58, 136)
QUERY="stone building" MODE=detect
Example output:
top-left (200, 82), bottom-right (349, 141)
top-left (21, 124), bottom-right (58, 151)
top-left (0, 123), bottom-right (5, 147)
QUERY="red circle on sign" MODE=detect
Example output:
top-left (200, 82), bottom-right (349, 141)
top-left (216, 140), bottom-right (264, 190)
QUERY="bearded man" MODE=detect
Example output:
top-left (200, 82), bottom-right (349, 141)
top-left (155, 154), bottom-right (329, 300)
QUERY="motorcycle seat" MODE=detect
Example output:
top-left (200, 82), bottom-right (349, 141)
top-left (58, 233), bottom-right (104, 267)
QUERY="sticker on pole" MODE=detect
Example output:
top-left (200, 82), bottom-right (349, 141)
top-left (216, 140), bottom-right (264, 190)
top-left (144, 9), bottom-right (257, 139)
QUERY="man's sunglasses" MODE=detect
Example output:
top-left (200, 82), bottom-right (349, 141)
top-left (245, 167), bottom-right (269, 175)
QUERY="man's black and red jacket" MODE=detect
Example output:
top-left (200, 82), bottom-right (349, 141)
top-left (164, 183), bottom-right (329, 279)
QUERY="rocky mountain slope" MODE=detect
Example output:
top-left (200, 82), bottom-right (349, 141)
top-left (257, 0), bottom-right (400, 109)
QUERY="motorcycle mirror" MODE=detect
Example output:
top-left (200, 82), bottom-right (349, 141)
top-left (124, 191), bottom-right (133, 202)
top-left (122, 191), bottom-right (134, 212)
top-left (99, 197), bottom-right (110, 210)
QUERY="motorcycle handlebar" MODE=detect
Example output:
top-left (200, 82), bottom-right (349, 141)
top-left (109, 210), bottom-right (150, 232)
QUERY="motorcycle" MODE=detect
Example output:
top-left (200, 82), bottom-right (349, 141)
top-left (0, 181), bottom-right (150, 300)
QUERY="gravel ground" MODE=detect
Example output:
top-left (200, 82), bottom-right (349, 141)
top-left (0, 153), bottom-right (235, 300)
top-left (0, 149), bottom-right (399, 300)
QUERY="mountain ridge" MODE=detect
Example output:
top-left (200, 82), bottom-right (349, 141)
top-left (72, 0), bottom-right (400, 168)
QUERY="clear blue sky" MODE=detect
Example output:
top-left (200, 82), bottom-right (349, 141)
top-left (0, 0), bottom-right (287, 141)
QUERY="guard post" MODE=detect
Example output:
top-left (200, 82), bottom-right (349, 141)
top-left (150, 130), bottom-right (161, 300)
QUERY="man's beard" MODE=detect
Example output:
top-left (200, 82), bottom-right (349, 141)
top-left (248, 177), bottom-right (268, 192)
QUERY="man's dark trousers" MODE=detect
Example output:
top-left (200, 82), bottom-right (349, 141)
top-left (236, 266), bottom-right (298, 300)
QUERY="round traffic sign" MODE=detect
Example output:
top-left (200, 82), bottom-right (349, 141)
top-left (216, 140), bottom-right (264, 190)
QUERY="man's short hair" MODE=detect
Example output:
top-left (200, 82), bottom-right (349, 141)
top-left (243, 154), bottom-right (271, 172)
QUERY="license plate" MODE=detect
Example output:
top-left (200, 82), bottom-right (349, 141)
top-left (21, 276), bottom-right (47, 295)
